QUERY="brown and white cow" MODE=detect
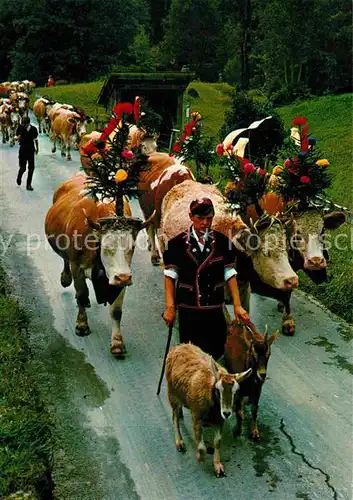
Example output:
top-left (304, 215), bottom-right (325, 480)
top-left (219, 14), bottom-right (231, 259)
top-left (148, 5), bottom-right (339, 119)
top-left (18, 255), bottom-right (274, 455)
top-left (51, 108), bottom-right (91, 160)
top-left (0, 102), bottom-right (20, 146)
top-left (138, 153), bottom-right (195, 265)
top-left (33, 97), bottom-right (56, 134)
top-left (45, 173), bottom-right (154, 355)
top-left (159, 180), bottom-right (299, 333)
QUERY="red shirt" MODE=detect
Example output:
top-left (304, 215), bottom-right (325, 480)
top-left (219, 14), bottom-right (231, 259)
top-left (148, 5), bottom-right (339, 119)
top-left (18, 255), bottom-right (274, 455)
top-left (47, 78), bottom-right (54, 87)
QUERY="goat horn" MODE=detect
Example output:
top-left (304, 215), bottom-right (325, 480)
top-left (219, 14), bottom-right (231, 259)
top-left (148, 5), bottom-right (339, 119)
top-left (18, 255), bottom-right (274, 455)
top-left (263, 325), bottom-right (268, 342)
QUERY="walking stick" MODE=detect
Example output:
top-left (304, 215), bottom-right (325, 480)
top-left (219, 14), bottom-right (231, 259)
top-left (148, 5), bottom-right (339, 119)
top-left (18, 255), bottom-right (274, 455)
top-left (157, 322), bottom-right (173, 395)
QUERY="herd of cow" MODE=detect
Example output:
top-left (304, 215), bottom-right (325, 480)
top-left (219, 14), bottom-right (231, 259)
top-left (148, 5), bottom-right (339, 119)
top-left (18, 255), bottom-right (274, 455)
top-left (2, 90), bottom-right (346, 476)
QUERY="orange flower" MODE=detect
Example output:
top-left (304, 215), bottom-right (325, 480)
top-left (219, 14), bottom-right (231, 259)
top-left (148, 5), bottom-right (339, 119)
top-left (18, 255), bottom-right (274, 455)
top-left (115, 169), bottom-right (128, 183)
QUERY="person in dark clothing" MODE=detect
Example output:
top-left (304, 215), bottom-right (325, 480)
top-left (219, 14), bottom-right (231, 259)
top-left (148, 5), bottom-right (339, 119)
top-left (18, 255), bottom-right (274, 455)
top-left (15, 116), bottom-right (39, 191)
top-left (162, 197), bottom-right (250, 360)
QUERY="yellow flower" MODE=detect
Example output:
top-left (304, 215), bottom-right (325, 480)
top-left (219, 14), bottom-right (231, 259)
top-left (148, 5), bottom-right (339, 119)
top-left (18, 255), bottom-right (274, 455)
top-left (115, 169), bottom-right (128, 183)
top-left (272, 165), bottom-right (284, 175)
top-left (191, 111), bottom-right (202, 121)
top-left (315, 159), bottom-right (330, 167)
top-left (268, 174), bottom-right (279, 188)
top-left (225, 181), bottom-right (240, 194)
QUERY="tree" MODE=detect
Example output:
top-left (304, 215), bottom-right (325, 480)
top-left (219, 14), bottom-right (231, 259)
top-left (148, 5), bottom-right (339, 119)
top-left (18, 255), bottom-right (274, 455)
top-left (160, 0), bottom-right (223, 79)
top-left (127, 25), bottom-right (156, 71)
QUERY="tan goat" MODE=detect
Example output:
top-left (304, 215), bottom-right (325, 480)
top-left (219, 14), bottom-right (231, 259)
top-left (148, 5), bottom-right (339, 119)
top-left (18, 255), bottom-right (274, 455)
top-left (166, 343), bottom-right (252, 477)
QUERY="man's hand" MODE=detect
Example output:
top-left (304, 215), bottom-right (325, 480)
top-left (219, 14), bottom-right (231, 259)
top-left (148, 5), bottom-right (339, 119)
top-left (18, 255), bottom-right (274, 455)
top-left (162, 307), bottom-right (176, 326)
top-left (234, 305), bottom-right (250, 325)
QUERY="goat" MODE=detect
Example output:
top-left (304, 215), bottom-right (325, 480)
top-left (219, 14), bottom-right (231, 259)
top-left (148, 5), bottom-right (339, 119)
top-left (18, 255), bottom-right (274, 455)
top-left (165, 343), bottom-right (252, 477)
top-left (224, 321), bottom-right (278, 441)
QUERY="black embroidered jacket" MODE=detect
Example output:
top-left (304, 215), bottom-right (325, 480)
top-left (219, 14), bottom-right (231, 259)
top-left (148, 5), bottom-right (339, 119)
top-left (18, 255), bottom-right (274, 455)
top-left (163, 228), bottom-right (236, 310)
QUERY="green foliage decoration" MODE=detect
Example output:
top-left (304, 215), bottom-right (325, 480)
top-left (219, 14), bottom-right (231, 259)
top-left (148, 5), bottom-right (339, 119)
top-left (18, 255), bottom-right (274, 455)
top-left (81, 100), bottom-right (150, 216)
top-left (271, 116), bottom-right (333, 209)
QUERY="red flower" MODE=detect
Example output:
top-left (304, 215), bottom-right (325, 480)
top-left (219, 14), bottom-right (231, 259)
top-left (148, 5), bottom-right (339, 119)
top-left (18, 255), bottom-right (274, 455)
top-left (184, 120), bottom-right (198, 136)
top-left (300, 175), bottom-right (311, 184)
top-left (284, 159), bottom-right (292, 168)
top-left (172, 142), bottom-right (181, 153)
top-left (226, 143), bottom-right (234, 151)
top-left (216, 143), bottom-right (224, 156)
top-left (100, 117), bottom-right (118, 141)
top-left (288, 165), bottom-right (300, 175)
top-left (300, 125), bottom-right (310, 152)
top-left (121, 150), bottom-right (135, 160)
top-left (113, 102), bottom-right (134, 120)
top-left (82, 142), bottom-right (99, 156)
top-left (243, 162), bottom-right (255, 175)
top-left (133, 96), bottom-right (141, 122)
top-left (181, 132), bottom-right (187, 141)
top-left (292, 116), bottom-right (308, 126)
top-left (258, 168), bottom-right (267, 177)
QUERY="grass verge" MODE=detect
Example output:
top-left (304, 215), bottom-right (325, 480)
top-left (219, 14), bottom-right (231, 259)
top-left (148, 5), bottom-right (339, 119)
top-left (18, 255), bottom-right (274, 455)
top-left (0, 267), bottom-right (54, 499)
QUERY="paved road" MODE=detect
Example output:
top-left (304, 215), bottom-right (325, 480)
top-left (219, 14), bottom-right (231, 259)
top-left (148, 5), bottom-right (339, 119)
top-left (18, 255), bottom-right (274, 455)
top-left (0, 128), bottom-right (352, 500)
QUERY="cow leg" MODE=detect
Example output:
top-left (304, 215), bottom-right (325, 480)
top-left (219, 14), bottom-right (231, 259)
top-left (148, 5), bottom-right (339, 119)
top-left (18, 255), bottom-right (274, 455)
top-left (146, 224), bottom-right (160, 265)
top-left (60, 260), bottom-right (72, 287)
top-left (109, 289), bottom-right (127, 356)
top-left (281, 292), bottom-right (295, 336)
top-left (52, 134), bottom-right (57, 153)
top-left (172, 403), bottom-right (186, 452)
top-left (37, 119), bottom-right (42, 134)
top-left (70, 262), bottom-right (90, 336)
top-left (66, 142), bottom-right (72, 161)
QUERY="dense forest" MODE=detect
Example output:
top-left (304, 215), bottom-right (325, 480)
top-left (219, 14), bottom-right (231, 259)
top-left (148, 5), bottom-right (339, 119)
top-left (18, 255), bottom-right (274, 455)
top-left (0, 0), bottom-right (351, 102)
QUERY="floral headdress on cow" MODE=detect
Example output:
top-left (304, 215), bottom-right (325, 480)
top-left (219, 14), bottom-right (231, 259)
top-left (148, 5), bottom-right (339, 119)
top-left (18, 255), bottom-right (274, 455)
top-left (82, 97), bottom-right (150, 216)
top-left (171, 111), bottom-right (217, 181)
top-left (217, 142), bottom-right (270, 215)
top-left (269, 116), bottom-right (333, 210)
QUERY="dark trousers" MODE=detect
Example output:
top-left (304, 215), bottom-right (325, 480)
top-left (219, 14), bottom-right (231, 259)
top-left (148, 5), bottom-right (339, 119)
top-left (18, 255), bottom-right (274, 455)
top-left (178, 307), bottom-right (227, 361)
top-left (18, 149), bottom-right (35, 187)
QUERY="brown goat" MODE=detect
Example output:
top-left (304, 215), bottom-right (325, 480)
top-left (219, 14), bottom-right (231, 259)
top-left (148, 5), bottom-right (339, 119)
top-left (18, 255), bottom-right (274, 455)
top-left (166, 343), bottom-right (252, 477)
top-left (224, 322), bottom-right (278, 440)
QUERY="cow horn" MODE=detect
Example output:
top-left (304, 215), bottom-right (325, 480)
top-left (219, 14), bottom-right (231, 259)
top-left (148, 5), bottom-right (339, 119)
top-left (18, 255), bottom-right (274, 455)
top-left (140, 209), bottom-right (156, 230)
top-left (249, 217), bottom-right (257, 234)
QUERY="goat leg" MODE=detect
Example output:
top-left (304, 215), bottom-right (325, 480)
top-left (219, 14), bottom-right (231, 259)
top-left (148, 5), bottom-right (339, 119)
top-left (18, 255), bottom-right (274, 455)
top-left (172, 405), bottom-right (186, 452)
top-left (233, 396), bottom-right (244, 437)
top-left (213, 425), bottom-right (226, 477)
top-left (193, 415), bottom-right (206, 462)
top-left (250, 400), bottom-right (260, 441)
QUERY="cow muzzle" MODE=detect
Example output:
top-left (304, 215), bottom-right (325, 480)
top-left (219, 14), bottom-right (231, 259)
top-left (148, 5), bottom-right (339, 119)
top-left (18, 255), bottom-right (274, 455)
top-left (282, 275), bottom-right (299, 290)
top-left (304, 256), bottom-right (326, 271)
top-left (109, 273), bottom-right (132, 287)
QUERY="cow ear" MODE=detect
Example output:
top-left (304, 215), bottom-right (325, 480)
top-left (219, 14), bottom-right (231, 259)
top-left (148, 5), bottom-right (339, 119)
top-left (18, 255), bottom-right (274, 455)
top-left (83, 209), bottom-right (101, 230)
top-left (323, 211), bottom-right (346, 229)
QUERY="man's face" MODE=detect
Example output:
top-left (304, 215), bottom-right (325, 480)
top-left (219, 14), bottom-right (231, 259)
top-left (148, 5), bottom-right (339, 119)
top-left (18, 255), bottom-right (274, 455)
top-left (189, 213), bottom-right (214, 234)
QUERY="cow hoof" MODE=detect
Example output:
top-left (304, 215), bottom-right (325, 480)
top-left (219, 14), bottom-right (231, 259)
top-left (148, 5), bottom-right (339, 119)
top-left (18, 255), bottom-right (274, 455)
top-left (60, 272), bottom-right (72, 288)
top-left (250, 431), bottom-right (260, 441)
top-left (75, 324), bottom-right (91, 336)
top-left (151, 257), bottom-right (160, 266)
top-left (67, 156), bottom-right (72, 161)
top-left (277, 302), bottom-right (285, 312)
top-left (51, 148), bottom-right (56, 153)
top-left (110, 336), bottom-right (127, 357)
top-left (282, 320), bottom-right (295, 336)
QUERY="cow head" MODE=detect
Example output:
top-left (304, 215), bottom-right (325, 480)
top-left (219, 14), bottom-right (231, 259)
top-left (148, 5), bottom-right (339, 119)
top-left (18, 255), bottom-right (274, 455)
top-left (68, 113), bottom-right (88, 137)
top-left (284, 208), bottom-right (346, 271)
top-left (86, 212), bottom-right (154, 287)
top-left (140, 132), bottom-right (158, 155)
top-left (234, 215), bottom-right (299, 290)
